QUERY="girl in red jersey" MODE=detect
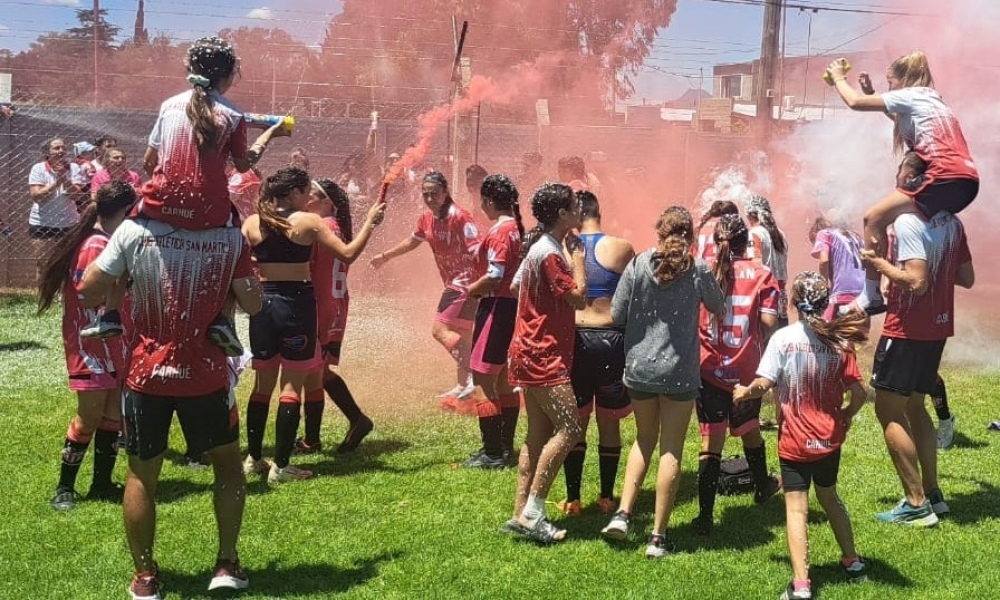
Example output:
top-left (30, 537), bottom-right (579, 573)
top-left (295, 178), bottom-right (374, 455)
top-left (463, 174), bottom-right (524, 469)
top-left (501, 182), bottom-right (586, 544)
top-left (827, 51), bottom-right (978, 314)
top-left (734, 271), bottom-right (869, 600)
top-left (370, 171), bottom-right (482, 402)
top-left (694, 214), bottom-right (782, 536)
top-left (695, 200), bottom-right (738, 263)
top-left (37, 180), bottom-right (137, 510)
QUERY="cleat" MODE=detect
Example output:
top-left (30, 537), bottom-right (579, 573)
top-left (128, 570), bottom-right (162, 600)
top-left (779, 582), bottom-right (812, 600)
top-left (843, 557), bottom-right (868, 583)
top-left (937, 415), bottom-right (956, 449)
top-left (50, 486), bottom-right (79, 511)
top-left (338, 416), bottom-right (374, 453)
top-left (86, 482), bottom-right (125, 503)
top-left (555, 499), bottom-right (581, 516)
top-left (463, 449), bottom-right (506, 470)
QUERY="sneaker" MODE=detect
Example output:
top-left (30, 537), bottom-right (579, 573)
top-left (843, 557), bottom-right (868, 583)
top-left (875, 499), bottom-right (939, 527)
top-left (128, 571), bottom-right (162, 600)
top-left (596, 497), bottom-right (616, 515)
top-left (754, 475), bottom-right (782, 504)
top-left (927, 488), bottom-right (950, 516)
top-left (454, 382), bottom-right (477, 400)
top-left (50, 486), bottom-right (78, 511)
top-left (692, 514), bottom-right (713, 536)
top-left (779, 582), bottom-right (812, 600)
top-left (988, 420), bottom-right (1000, 432)
top-left (207, 558), bottom-right (250, 591)
top-left (86, 482), bottom-right (125, 503)
top-left (556, 499), bottom-right (582, 516)
top-left (184, 456), bottom-right (211, 471)
top-left (645, 533), bottom-right (675, 559)
top-left (601, 509), bottom-right (630, 540)
top-left (207, 315), bottom-right (244, 358)
top-left (242, 455), bottom-right (270, 476)
top-left (502, 447), bottom-right (519, 469)
top-left (293, 438), bottom-right (324, 455)
top-left (80, 312), bottom-right (124, 339)
top-left (438, 384), bottom-right (465, 399)
top-left (267, 463), bottom-right (313, 484)
top-left (337, 416), bottom-right (374, 453)
top-left (937, 415), bottom-right (956, 449)
top-left (463, 450), bottom-right (506, 470)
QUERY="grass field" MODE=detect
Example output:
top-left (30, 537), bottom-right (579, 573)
top-left (2, 290), bottom-right (1000, 600)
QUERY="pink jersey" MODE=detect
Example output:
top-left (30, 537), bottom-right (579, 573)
top-left (140, 89), bottom-right (248, 230)
top-left (91, 169), bottom-right (143, 192)
top-left (883, 212), bottom-right (971, 341)
top-left (311, 217), bottom-right (350, 345)
top-left (699, 258), bottom-right (780, 391)
top-left (508, 234), bottom-right (578, 387)
top-left (94, 219), bottom-right (254, 396)
top-left (696, 216), bottom-right (720, 264)
top-left (882, 87), bottom-right (978, 183)
top-left (756, 322), bottom-right (863, 462)
top-left (62, 230), bottom-right (124, 381)
top-left (227, 167), bottom-right (260, 222)
top-left (412, 203), bottom-right (480, 291)
top-left (476, 217), bottom-right (522, 298)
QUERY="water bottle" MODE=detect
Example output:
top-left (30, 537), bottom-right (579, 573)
top-left (244, 113), bottom-right (295, 133)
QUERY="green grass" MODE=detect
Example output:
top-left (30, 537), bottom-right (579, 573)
top-left (2, 291), bottom-right (1000, 599)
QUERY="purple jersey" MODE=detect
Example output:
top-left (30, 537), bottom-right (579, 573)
top-left (811, 228), bottom-right (864, 304)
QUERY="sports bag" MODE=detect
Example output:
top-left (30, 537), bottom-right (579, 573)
top-left (717, 455), bottom-right (754, 496)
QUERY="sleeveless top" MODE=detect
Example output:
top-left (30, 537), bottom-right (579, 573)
top-left (580, 233), bottom-right (622, 299)
top-left (252, 210), bottom-right (313, 264)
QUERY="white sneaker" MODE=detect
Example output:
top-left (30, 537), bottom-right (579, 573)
top-left (454, 382), bottom-right (477, 400)
top-left (438, 384), bottom-right (464, 398)
top-left (601, 509), bottom-right (630, 540)
top-left (267, 463), bottom-right (313, 484)
top-left (242, 455), bottom-right (270, 476)
top-left (937, 415), bottom-right (956, 449)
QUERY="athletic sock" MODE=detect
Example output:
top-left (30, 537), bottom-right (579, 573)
top-left (91, 423), bottom-right (120, 489)
top-left (744, 443), bottom-right (771, 491)
top-left (303, 388), bottom-right (324, 446)
top-left (563, 442), bottom-right (586, 502)
top-left (477, 415), bottom-right (504, 458)
top-left (58, 422), bottom-right (93, 490)
top-left (325, 374), bottom-right (363, 423)
top-left (597, 444), bottom-right (622, 500)
top-left (854, 277), bottom-right (883, 309)
top-left (931, 376), bottom-right (951, 421)
top-left (499, 394), bottom-right (521, 454)
top-left (273, 394), bottom-right (301, 468)
top-left (245, 392), bottom-right (270, 461)
top-left (698, 452), bottom-right (722, 519)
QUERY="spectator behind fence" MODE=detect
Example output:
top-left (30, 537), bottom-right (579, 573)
top-left (28, 138), bottom-right (83, 276)
top-left (90, 149), bottom-right (143, 200)
top-left (91, 135), bottom-right (118, 172)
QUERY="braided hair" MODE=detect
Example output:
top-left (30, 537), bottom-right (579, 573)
top-left (746, 194), bottom-right (787, 254)
top-left (480, 173), bottom-right (524, 240)
top-left (184, 37), bottom-right (238, 153)
top-left (711, 213), bottom-right (749, 296)
top-left (792, 271), bottom-right (867, 352)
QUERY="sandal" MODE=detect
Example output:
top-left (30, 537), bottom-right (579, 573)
top-left (499, 518), bottom-right (528, 536)
top-left (523, 517), bottom-right (566, 544)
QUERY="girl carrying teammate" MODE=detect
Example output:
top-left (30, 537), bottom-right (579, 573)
top-left (734, 271), bottom-right (869, 600)
top-left (827, 50), bottom-right (978, 314)
top-left (370, 172), bottom-right (482, 402)
top-left (694, 214), bottom-right (781, 536)
top-left (502, 183), bottom-right (586, 543)
top-left (463, 174), bottom-right (524, 469)
top-left (38, 181), bottom-right (137, 510)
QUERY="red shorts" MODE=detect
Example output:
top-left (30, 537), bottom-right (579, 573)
top-left (68, 371), bottom-right (120, 392)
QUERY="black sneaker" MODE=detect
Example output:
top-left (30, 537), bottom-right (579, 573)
top-left (81, 310), bottom-right (124, 339)
top-left (87, 482), bottom-right (125, 503)
top-left (502, 446), bottom-right (519, 468)
top-left (207, 315), bottom-right (244, 358)
top-left (51, 486), bottom-right (78, 511)
top-left (692, 514), bottom-right (713, 536)
top-left (843, 557), bottom-right (868, 583)
top-left (754, 475), bottom-right (781, 504)
top-left (463, 449), bottom-right (506, 469)
top-left (337, 416), bottom-right (374, 453)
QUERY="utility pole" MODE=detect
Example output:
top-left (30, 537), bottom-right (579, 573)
top-left (93, 0), bottom-right (99, 106)
top-left (755, 0), bottom-right (782, 139)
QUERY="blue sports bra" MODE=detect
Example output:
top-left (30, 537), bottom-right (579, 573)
top-left (580, 233), bottom-right (622, 299)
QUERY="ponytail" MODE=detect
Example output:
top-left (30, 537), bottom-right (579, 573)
top-left (889, 50), bottom-right (934, 155)
top-left (712, 238), bottom-right (734, 296)
top-left (186, 86), bottom-right (220, 153)
top-left (38, 205), bottom-right (98, 315)
top-left (481, 173), bottom-right (524, 239)
top-left (652, 206), bottom-right (695, 285)
top-left (711, 213), bottom-right (749, 295)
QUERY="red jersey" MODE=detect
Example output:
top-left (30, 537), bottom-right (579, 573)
top-left (412, 203), bottom-right (480, 291)
top-left (699, 258), bottom-right (779, 391)
top-left (508, 234), bottom-right (578, 387)
top-left (62, 230), bottom-right (124, 379)
top-left (311, 217), bottom-right (350, 345)
top-left (696, 216), bottom-right (720, 264)
top-left (94, 219), bottom-right (254, 396)
top-left (476, 217), bottom-right (522, 298)
top-left (883, 212), bottom-right (970, 341)
top-left (756, 322), bottom-right (863, 462)
top-left (227, 167), bottom-right (261, 223)
top-left (140, 89), bottom-right (248, 230)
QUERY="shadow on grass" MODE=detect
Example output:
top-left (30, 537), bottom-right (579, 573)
top-left (294, 438), bottom-right (429, 477)
top-left (0, 341), bottom-right (45, 352)
top-left (947, 430), bottom-right (988, 450)
top-left (674, 500), bottom-right (783, 552)
top-left (161, 551), bottom-right (402, 598)
top-left (939, 477), bottom-right (1000, 525)
top-left (810, 555), bottom-right (912, 592)
top-left (155, 476), bottom-right (213, 504)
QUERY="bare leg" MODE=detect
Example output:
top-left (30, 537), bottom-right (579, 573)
top-left (874, 389), bottom-right (925, 506)
top-left (784, 489), bottom-right (811, 583)
top-left (857, 190), bottom-right (918, 308)
top-left (123, 454), bottom-right (164, 573)
top-left (815, 484), bottom-right (858, 560)
top-left (905, 394), bottom-right (939, 493)
top-left (525, 385), bottom-right (583, 501)
top-left (617, 398), bottom-right (660, 514)
top-left (207, 441), bottom-right (246, 562)
top-left (512, 389), bottom-right (553, 519)
top-left (651, 397), bottom-right (693, 533)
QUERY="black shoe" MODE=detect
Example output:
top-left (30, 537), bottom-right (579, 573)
top-left (51, 486), bottom-right (79, 511)
top-left (207, 315), bottom-right (244, 358)
top-left (692, 514), bottom-right (713, 536)
top-left (754, 475), bottom-right (781, 504)
top-left (463, 449), bottom-right (506, 469)
top-left (87, 482), bottom-right (125, 503)
top-left (337, 416), bottom-right (374, 453)
top-left (502, 446), bottom-right (519, 468)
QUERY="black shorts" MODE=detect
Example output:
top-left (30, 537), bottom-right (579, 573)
top-left (121, 387), bottom-right (238, 461)
top-left (903, 177), bottom-right (978, 219)
top-left (28, 225), bottom-right (72, 239)
top-left (436, 288), bottom-right (477, 327)
top-left (871, 336), bottom-right (946, 396)
top-left (780, 449), bottom-right (842, 492)
top-left (571, 327), bottom-right (631, 419)
top-left (697, 379), bottom-right (761, 437)
top-left (321, 342), bottom-right (343, 364)
top-left (249, 281), bottom-right (318, 366)
top-left (470, 297), bottom-right (517, 375)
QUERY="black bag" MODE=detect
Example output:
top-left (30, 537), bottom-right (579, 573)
top-left (717, 455), bottom-right (754, 496)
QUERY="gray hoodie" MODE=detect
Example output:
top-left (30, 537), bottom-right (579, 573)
top-left (611, 249), bottom-right (724, 397)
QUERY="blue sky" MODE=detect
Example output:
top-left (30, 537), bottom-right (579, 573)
top-left (0, 0), bottom-right (889, 102)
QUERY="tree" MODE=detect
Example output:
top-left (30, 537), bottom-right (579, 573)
top-left (65, 8), bottom-right (122, 51)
